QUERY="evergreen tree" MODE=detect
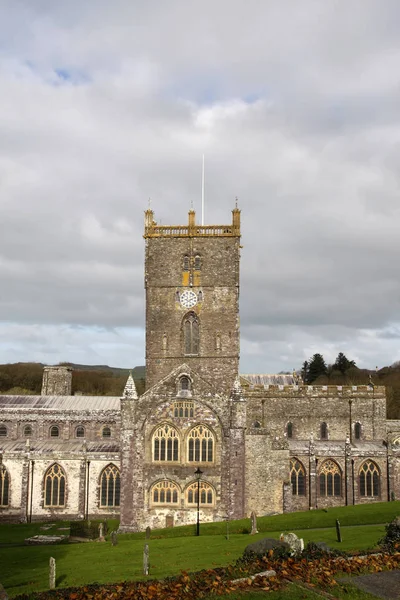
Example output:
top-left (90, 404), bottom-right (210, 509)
top-left (307, 353), bottom-right (327, 383)
top-left (334, 352), bottom-right (356, 374)
top-left (301, 361), bottom-right (309, 383)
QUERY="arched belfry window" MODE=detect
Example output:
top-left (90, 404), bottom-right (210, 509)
top-left (194, 255), bottom-right (201, 270)
top-left (319, 460), bottom-right (341, 497)
top-left (183, 312), bottom-right (199, 355)
top-left (320, 422), bottom-right (328, 440)
top-left (183, 255), bottom-right (190, 271)
top-left (100, 464), bottom-right (120, 507)
top-left (44, 463), bottom-right (66, 507)
top-left (359, 460), bottom-right (380, 497)
top-left (0, 465), bottom-right (10, 507)
top-left (153, 424), bottom-right (179, 462)
top-left (187, 425), bottom-right (214, 462)
top-left (355, 422), bottom-right (361, 440)
top-left (287, 422), bottom-right (293, 439)
top-left (290, 458), bottom-right (306, 496)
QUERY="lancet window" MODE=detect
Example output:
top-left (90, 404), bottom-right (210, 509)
top-left (151, 480), bottom-right (179, 505)
top-left (173, 401), bottom-right (194, 418)
top-left (183, 312), bottom-right (199, 355)
top-left (290, 459), bottom-right (306, 496)
top-left (0, 466), bottom-right (10, 506)
top-left (153, 424), bottom-right (179, 462)
top-left (287, 422), bottom-right (293, 439)
top-left (359, 460), bottom-right (380, 497)
top-left (319, 460), bottom-right (341, 497)
top-left (320, 422), bottom-right (328, 440)
top-left (194, 255), bottom-right (201, 270)
top-left (44, 463), bottom-right (66, 507)
top-left (188, 425), bottom-right (214, 463)
top-left (100, 464), bottom-right (120, 507)
top-left (354, 422), bottom-right (361, 440)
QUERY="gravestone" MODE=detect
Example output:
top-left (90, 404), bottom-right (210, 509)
top-left (111, 531), bottom-right (118, 546)
top-left (166, 515), bottom-right (174, 528)
top-left (143, 543), bottom-right (149, 575)
top-left (49, 557), bottom-right (56, 590)
top-left (98, 522), bottom-right (105, 542)
top-left (336, 519), bottom-right (342, 543)
top-left (280, 532), bottom-right (304, 555)
top-left (250, 511), bottom-right (258, 535)
top-left (145, 526), bottom-right (151, 540)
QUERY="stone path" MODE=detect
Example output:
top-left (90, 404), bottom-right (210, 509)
top-left (339, 570), bottom-right (400, 599)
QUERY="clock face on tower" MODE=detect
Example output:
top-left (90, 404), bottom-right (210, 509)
top-left (180, 290), bottom-right (198, 308)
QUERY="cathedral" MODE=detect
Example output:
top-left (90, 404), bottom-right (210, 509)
top-left (1, 207), bottom-right (400, 529)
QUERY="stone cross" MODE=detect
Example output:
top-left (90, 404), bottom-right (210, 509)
top-left (49, 557), bottom-right (56, 589)
top-left (145, 526), bottom-right (151, 540)
top-left (143, 543), bottom-right (149, 575)
top-left (250, 511), bottom-right (258, 535)
top-left (98, 522), bottom-right (105, 541)
top-left (111, 531), bottom-right (118, 546)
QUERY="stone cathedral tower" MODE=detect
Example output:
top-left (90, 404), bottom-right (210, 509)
top-left (144, 207), bottom-right (241, 392)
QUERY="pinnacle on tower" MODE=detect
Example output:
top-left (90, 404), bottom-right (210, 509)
top-left (123, 371), bottom-right (138, 399)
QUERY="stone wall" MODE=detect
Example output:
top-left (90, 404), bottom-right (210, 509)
top-left (41, 366), bottom-right (72, 396)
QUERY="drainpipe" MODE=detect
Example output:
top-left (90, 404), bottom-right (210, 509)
top-left (351, 459), bottom-right (355, 505)
top-left (85, 460), bottom-right (90, 520)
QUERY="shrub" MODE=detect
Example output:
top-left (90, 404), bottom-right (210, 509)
top-left (379, 517), bottom-right (400, 553)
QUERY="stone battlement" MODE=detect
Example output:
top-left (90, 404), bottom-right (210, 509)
top-left (144, 207), bottom-right (241, 238)
top-left (244, 384), bottom-right (386, 396)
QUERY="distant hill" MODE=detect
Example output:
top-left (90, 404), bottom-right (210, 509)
top-left (0, 362), bottom-right (146, 397)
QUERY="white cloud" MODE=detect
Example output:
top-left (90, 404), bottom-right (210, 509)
top-left (1, 0), bottom-right (400, 371)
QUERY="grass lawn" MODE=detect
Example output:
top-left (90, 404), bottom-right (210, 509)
top-left (1, 501), bottom-right (399, 598)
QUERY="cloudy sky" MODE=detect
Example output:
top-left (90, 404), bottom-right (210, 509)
top-left (1, 0), bottom-right (400, 374)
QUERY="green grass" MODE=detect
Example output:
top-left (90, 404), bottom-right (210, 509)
top-left (1, 501), bottom-right (398, 598)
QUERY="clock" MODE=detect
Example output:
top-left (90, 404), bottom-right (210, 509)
top-left (180, 290), bottom-right (198, 308)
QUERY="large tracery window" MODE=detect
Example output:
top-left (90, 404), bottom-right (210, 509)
top-left (359, 460), bottom-right (380, 497)
top-left (0, 466), bottom-right (10, 506)
top-left (151, 480), bottom-right (179, 505)
top-left (183, 312), bottom-right (199, 355)
top-left (100, 464), bottom-right (120, 507)
top-left (186, 481), bottom-right (214, 506)
top-left (153, 424), bottom-right (179, 462)
top-left (44, 464), bottom-right (66, 507)
top-left (290, 459), bottom-right (306, 496)
top-left (188, 425), bottom-right (214, 462)
top-left (319, 460), bottom-right (341, 497)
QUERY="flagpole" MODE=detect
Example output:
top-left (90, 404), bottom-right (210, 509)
top-left (201, 154), bottom-right (205, 226)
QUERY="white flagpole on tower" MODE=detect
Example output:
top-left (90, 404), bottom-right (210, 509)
top-left (201, 154), bottom-right (205, 226)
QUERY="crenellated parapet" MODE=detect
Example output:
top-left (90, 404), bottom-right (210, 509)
top-left (144, 208), bottom-right (241, 238)
top-left (242, 384), bottom-right (386, 398)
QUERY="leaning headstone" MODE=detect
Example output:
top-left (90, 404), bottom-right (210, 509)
top-left (145, 526), bottom-right (151, 540)
top-left (111, 531), bottom-right (118, 546)
top-left (244, 537), bottom-right (290, 557)
top-left (250, 511), bottom-right (258, 535)
top-left (0, 583), bottom-right (9, 600)
top-left (280, 532), bottom-right (304, 555)
top-left (49, 557), bottom-right (56, 590)
top-left (143, 543), bottom-right (149, 575)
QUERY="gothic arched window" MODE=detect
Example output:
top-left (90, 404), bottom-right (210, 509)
top-left (183, 255), bottom-right (190, 271)
top-left (354, 422), bottom-right (361, 440)
top-left (359, 460), bottom-right (380, 497)
top-left (0, 425), bottom-right (7, 437)
top-left (188, 425), bottom-right (214, 463)
top-left (290, 459), bottom-right (306, 496)
top-left (194, 255), bottom-right (201, 270)
top-left (0, 465), bottom-right (10, 507)
top-left (153, 424), bottom-right (179, 462)
top-left (287, 422), bottom-right (293, 439)
top-left (320, 422), bottom-right (328, 440)
top-left (23, 425), bottom-right (32, 437)
top-left (44, 464), bottom-right (66, 507)
top-left (183, 312), bottom-right (199, 355)
top-left (100, 464), bottom-right (120, 507)
top-left (319, 460), bottom-right (341, 497)
top-left (180, 376), bottom-right (190, 391)
top-left (50, 425), bottom-right (59, 438)
top-left (76, 426), bottom-right (85, 438)
top-left (151, 480), bottom-right (179, 505)
top-left (186, 481), bottom-right (214, 506)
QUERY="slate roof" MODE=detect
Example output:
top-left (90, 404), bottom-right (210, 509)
top-left (241, 374), bottom-right (297, 386)
top-left (0, 440), bottom-right (120, 453)
top-left (0, 395), bottom-right (120, 411)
